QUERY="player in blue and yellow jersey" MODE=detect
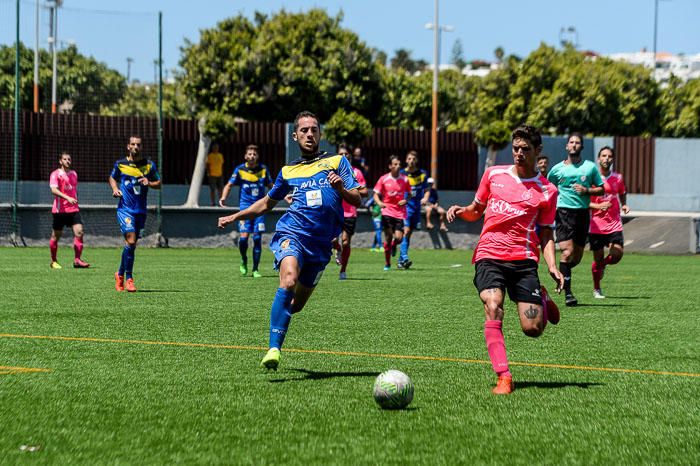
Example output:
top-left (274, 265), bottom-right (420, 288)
top-left (398, 150), bottom-right (430, 269)
top-left (219, 144), bottom-right (273, 278)
top-left (108, 136), bottom-right (161, 292)
top-left (218, 111), bottom-right (361, 370)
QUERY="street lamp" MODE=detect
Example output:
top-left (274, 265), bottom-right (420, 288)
top-left (425, 0), bottom-right (453, 189)
top-left (559, 26), bottom-right (579, 48)
top-left (126, 57), bottom-right (133, 83)
top-left (653, 0), bottom-right (672, 75)
top-left (48, 0), bottom-right (63, 114)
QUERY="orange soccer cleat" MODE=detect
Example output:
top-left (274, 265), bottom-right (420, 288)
top-left (125, 278), bottom-right (137, 293)
top-left (115, 272), bottom-right (125, 291)
top-left (541, 286), bottom-right (560, 325)
top-left (492, 375), bottom-right (514, 395)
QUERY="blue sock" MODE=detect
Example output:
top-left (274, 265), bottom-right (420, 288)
top-left (239, 236), bottom-right (249, 265)
top-left (252, 234), bottom-right (262, 271)
top-left (373, 229), bottom-right (382, 248)
top-left (123, 245), bottom-right (136, 279)
top-left (119, 247), bottom-right (127, 276)
top-left (269, 288), bottom-right (295, 349)
top-left (399, 236), bottom-right (410, 261)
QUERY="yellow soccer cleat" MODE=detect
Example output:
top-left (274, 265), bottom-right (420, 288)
top-left (260, 348), bottom-right (281, 370)
top-left (50, 261), bottom-right (62, 269)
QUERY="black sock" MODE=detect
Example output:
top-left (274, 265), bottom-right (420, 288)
top-left (560, 262), bottom-right (572, 293)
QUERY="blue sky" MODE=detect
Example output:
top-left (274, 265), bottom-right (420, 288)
top-left (2, 0), bottom-right (698, 82)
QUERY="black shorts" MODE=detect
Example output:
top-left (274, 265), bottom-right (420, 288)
top-left (555, 208), bottom-right (590, 247)
top-left (52, 212), bottom-right (83, 230)
top-left (473, 259), bottom-right (542, 305)
top-left (342, 216), bottom-right (357, 236)
top-left (589, 231), bottom-right (624, 251)
top-left (208, 176), bottom-right (224, 191)
top-left (381, 215), bottom-right (404, 234)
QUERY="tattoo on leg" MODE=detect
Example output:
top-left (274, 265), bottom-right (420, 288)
top-left (524, 305), bottom-right (539, 320)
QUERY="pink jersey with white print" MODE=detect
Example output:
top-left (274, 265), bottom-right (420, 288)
top-left (373, 172), bottom-right (411, 219)
top-left (590, 172), bottom-right (626, 234)
top-left (49, 168), bottom-right (80, 214)
top-left (342, 167), bottom-right (366, 218)
top-left (473, 165), bottom-right (558, 263)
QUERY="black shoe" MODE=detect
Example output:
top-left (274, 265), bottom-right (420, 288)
top-left (402, 259), bottom-right (412, 270)
top-left (565, 293), bottom-right (578, 307)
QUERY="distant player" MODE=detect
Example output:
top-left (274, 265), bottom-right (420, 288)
top-left (220, 144), bottom-right (273, 278)
top-left (217, 111), bottom-right (361, 370)
top-left (365, 197), bottom-right (383, 252)
top-left (589, 146), bottom-right (630, 299)
top-left (398, 150), bottom-right (430, 269)
top-left (537, 155), bottom-right (549, 177)
top-left (447, 125), bottom-right (563, 395)
top-left (373, 155), bottom-right (410, 271)
top-left (206, 143), bottom-right (225, 206)
top-left (109, 136), bottom-right (161, 292)
top-left (424, 177), bottom-right (448, 231)
top-left (337, 144), bottom-right (368, 280)
top-left (49, 152), bottom-right (90, 269)
top-left (547, 133), bottom-right (604, 306)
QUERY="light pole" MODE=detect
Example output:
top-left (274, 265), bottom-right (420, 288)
top-left (425, 0), bottom-right (453, 188)
top-left (653, 0), bottom-right (672, 75)
top-left (33, 0), bottom-right (39, 112)
top-left (48, 0), bottom-right (62, 114)
top-left (126, 57), bottom-right (133, 83)
top-left (559, 26), bottom-right (579, 48)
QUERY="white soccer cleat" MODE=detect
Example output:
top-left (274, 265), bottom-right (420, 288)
top-left (593, 289), bottom-right (606, 299)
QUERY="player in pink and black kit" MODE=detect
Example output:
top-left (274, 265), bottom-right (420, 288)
top-left (447, 125), bottom-right (563, 395)
top-left (49, 152), bottom-right (89, 269)
top-left (373, 155), bottom-right (410, 271)
top-left (337, 144), bottom-right (368, 280)
top-left (589, 146), bottom-right (630, 299)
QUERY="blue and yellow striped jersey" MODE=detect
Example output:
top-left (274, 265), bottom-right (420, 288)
top-left (229, 163), bottom-right (272, 208)
top-left (402, 168), bottom-right (429, 214)
top-left (110, 157), bottom-right (160, 214)
top-left (268, 153), bottom-right (359, 244)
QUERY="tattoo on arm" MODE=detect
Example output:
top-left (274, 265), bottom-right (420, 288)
top-left (524, 305), bottom-right (539, 320)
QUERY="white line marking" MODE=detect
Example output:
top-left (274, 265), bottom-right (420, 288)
top-left (624, 239), bottom-right (634, 246)
top-left (649, 241), bottom-right (665, 249)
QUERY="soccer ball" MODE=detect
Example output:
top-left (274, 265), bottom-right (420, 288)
top-left (373, 370), bottom-right (414, 409)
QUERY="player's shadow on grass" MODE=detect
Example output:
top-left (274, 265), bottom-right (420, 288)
top-left (515, 381), bottom-right (604, 390)
top-left (573, 303), bottom-right (630, 308)
top-left (344, 277), bottom-right (387, 281)
top-left (269, 368), bottom-right (380, 383)
top-left (605, 296), bottom-right (651, 300)
top-left (134, 289), bottom-right (188, 293)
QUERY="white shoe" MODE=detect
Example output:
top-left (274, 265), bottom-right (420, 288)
top-left (339, 272), bottom-right (347, 280)
top-left (593, 289), bottom-right (606, 299)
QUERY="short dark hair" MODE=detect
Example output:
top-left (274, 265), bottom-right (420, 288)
top-left (568, 132), bottom-right (584, 146)
top-left (536, 155), bottom-right (549, 162)
top-left (597, 146), bottom-right (615, 157)
top-left (406, 150), bottom-right (418, 159)
top-left (58, 152), bottom-right (70, 160)
top-left (338, 143), bottom-right (349, 151)
top-left (293, 111), bottom-right (319, 131)
top-left (388, 154), bottom-right (400, 165)
top-left (245, 144), bottom-right (258, 152)
top-left (511, 125), bottom-right (542, 148)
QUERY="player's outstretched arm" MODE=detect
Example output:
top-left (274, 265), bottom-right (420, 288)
top-left (219, 183), bottom-right (234, 207)
top-left (109, 176), bottom-right (122, 197)
top-left (447, 202), bottom-right (484, 223)
top-left (539, 226), bottom-right (564, 292)
top-left (218, 195), bottom-right (277, 229)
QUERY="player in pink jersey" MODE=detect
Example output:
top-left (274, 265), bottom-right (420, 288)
top-left (373, 155), bottom-right (410, 271)
top-left (589, 146), bottom-right (630, 299)
top-left (335, 144), bottom-right (368, 280)
top-left (447, 125), bottom-right (563, 395)
top-left (49, 153), bottom-right (89, 269)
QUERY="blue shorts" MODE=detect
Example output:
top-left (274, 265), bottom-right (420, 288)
top-left (117, 210), bottom-right (147, 236)
top-left (404, 209), bottom-right (422, 229)
top-left (238, 215), bottom-right (266, 234)
top-left (372, 217), bottom-right (382, 231)
top-left (269, 232), bottom-right (328, 288)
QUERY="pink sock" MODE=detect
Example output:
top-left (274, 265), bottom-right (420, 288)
top-left (383, 242), bottom-right (391, 266)
top-left (50, 238), bottom-right (58, 262)
top-left (340, 244), bottom-right (351, 273)
top-left (484, 320), bottom-right (511, 377)
top-left (73, 236), bottom-right (83, 260)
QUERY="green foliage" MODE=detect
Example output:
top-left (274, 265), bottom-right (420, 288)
top-left (101, 81), bottom-right (192, 118)
top-left (179, 9), bottom-right (383, 135)
top-left (323, 108), bottom-right (372, 146)
top-left (0, 43), bottom-right (125, 113)
top-left (474, 120), bottom-right (511, 149)
top-left (659, 77), bottom-right (700, 137)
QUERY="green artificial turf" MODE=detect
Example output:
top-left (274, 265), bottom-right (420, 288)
top-left (0, 247), bottom-right (698, 464)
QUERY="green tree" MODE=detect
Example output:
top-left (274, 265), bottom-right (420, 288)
top-left (450, 39), bottom-right (467, 69)
top-left (0, 42), bottom-right (126, 113)
top-left (658, 76), bottom-right (700, 137)
top-left (102, 81), bottom-right (192, 118)
top-left (179, 9), bottom-right (383, 133)
top-left (323, 108), bottom-right (373, 146)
